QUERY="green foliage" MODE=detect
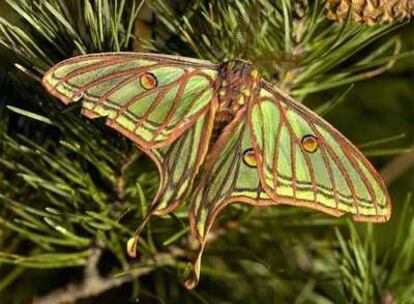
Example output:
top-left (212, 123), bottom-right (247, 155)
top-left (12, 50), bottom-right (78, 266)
top-left (0, 0), bottom-right (413, 303)
top-left (148, 0), bottom-right (414, 97)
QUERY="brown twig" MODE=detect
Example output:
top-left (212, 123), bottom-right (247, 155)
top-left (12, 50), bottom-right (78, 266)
top-left (31, 248), bottom-right (175, 304)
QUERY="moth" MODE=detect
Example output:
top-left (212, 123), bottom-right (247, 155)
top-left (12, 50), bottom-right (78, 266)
top-left (42, 53), bottom-right (391, 289)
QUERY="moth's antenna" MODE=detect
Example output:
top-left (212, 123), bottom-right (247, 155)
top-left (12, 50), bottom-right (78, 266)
top-left (236, 1), bottom-right (261, 59)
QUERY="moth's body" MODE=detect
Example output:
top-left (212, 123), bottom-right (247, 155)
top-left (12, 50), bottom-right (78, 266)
top-left (42, 52), bottom-right (392, 289)
top-left (216, 61), bottom-right (255, 118)
top-left (214, 60), bottom-right (260, 140)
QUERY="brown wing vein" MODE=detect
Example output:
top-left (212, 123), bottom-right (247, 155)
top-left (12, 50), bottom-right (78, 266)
top-left (254, 98), bottom-right (268, 188)
top-left (151, 75), bottom-right (211, 140)
top-left (110, 68), bottom-right (190, 126)
top-left (308, 121), bottom-right (340, 210)
top-left (54, 56), bottom-right (135, 87)
top-left (275, 102), bottom-right (298, 202)
top-left (209, 126), bottom-right (244, 207)
top-left (79, 67), bottom-right (139, 92)
top-left (315, 127), bottom-right (359, 215)
top-left (163, 123), bottom-right (191, 197)
top-left (272, 113), bottom-right (283, 192)
top-left (92, 67), bottom-right (156, 108)
top-left (132, 70), bottom-right (192, 133)
top-left (333, 134), bottom-right (379, 216)
top-left (278, 107), bottom-right (319, 203)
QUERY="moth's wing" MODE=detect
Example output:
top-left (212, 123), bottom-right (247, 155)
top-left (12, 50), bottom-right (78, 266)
top-left (248, 80), bottom-right (391, 222)
top-left (147, 107), bottom-right (215, 216)
top-left (42, 52), bottom-right (218, 148)
top-left (186, 110), bottom-right (273, 289)
top-left (42, 53), bottom-right (219, 257)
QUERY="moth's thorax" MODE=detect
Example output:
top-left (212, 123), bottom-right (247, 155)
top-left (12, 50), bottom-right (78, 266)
top-left (215, 60), bottom-right (260, 125)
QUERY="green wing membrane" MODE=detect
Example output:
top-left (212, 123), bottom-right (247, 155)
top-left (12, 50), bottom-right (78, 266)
top-left (42, 52), bottom-right (217, 148)
top-left (249, 81), bottom-right (391, 222)
top-left (148, 109), bottom-right (214, 215)
top-left (186, 111), bottom-right (272, 288)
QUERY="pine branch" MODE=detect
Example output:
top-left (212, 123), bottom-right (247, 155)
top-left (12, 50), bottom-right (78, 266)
top-left (32, 248), bottom-right (175, 304)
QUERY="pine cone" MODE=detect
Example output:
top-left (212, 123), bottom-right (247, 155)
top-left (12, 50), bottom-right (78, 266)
top-left (327, 0), bottom-right (414, 25)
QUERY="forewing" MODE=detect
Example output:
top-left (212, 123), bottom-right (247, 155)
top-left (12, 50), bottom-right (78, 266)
top-left (248, 81), bottom-right (391, 222)
top-left (42, 52), bottom-right (218, 148)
